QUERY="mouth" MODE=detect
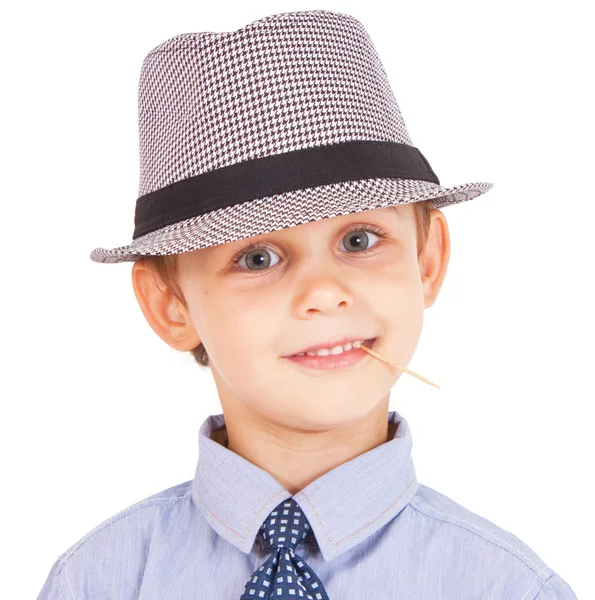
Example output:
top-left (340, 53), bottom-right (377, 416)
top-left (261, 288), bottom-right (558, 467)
top-left (282, 338), bottom-right (378, 371)
top-left (286, 338), bottom-right (377, 358)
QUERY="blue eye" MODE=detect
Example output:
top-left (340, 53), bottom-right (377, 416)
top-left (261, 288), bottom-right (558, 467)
top-left (230, 224), bottom-right (388, 272)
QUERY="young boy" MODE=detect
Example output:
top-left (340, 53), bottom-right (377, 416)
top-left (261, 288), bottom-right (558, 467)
top-left (37, 9), bottom-right (577, 600)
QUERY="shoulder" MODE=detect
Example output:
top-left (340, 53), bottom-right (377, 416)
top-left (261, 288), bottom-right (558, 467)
top-left (406, 484), bottom-right (577, 598)
top-left (409, 483), bottom-right (548, 572)
top-left (62, 479), bottom-right (193, 559)
top-left (43, 480), bottom-right (194, 598)
top-left (533, 574), bottom-right (578, 599)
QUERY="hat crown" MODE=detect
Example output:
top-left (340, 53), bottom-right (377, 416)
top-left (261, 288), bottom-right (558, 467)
top-left (137, 10), bottom-right (413, 198)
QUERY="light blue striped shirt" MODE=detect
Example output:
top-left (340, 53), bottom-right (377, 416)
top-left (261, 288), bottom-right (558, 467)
top-left (37, 410), bottom-right (577, 599)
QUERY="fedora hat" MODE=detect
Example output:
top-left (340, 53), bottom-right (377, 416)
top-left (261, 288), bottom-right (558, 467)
top-left (90, 9), bottom-right (493, 264)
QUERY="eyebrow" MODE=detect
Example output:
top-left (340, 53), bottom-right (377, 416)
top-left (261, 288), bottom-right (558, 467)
top-left (251, 211), bottom-right (394, 245)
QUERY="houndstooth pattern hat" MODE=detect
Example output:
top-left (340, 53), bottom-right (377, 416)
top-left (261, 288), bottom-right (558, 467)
top-left (90, 9), bottom-right (493, 264)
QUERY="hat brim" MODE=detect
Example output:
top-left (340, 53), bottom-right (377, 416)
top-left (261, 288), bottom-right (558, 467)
top-left (90, 178), bottom-right (493, 264)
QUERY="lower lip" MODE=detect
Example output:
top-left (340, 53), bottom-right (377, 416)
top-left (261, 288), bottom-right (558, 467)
top-left (283, 339), bottom-right (376, 370)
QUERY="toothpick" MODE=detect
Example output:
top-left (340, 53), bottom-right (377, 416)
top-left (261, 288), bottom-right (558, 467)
top-left (359, 344), bottom-right (441, 389)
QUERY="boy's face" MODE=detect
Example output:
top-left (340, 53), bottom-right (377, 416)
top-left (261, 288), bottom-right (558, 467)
top-left (133, 203), bottom-right (450, 433)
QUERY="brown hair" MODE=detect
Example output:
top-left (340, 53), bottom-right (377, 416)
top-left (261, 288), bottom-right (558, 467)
top-left (140, 200), bottom-right (435, 369)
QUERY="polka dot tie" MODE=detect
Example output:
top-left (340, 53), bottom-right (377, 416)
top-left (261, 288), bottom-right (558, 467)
top-left (239, 498), bottom-right (331, 599)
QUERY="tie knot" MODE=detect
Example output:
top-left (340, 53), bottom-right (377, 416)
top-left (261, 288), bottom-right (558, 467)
top-left (259, 498), bottom-right (312, 552)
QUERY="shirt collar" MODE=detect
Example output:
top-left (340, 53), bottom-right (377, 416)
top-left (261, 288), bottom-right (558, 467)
top-left (192, 410), bottom-right (419, 562)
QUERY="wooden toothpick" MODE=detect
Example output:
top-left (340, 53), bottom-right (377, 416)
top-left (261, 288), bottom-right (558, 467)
top-left (360, 344), bottom-right (441, 389)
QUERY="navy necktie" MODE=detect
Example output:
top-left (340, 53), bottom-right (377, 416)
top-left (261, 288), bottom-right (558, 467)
top-left (239, 498), bottom-right (331, 599)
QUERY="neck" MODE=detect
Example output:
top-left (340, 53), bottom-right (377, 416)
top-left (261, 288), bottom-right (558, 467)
top-left (211, 397), bottom-right (393, 495)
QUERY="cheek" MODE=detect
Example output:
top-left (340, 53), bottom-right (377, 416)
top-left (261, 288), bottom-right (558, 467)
top-left (369, 256), bottom-right (423, 306)
top-left (368, 261), bottom-right (425, 347)
top-left (190, 285), bottom-right (280, 359)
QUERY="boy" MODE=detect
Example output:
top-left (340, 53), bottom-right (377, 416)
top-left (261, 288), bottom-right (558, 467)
top-left (38, 9), bottom-right (577, 600)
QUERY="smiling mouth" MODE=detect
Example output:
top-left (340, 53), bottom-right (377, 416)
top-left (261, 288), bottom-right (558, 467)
top-left (288, 338), bottom-right (377, 357)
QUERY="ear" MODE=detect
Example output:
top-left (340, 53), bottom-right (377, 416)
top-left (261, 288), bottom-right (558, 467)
top-left (419, 208), bottom-right (451, 309)
top-left (130, 258), bottom-right (201, 351)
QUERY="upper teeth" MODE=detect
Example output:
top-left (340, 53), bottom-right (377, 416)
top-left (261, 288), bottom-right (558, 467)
top-left (294, 340), bottom-right (365, 357)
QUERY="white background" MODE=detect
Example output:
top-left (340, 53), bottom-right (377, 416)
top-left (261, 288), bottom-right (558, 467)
top-left (2, 1), bottom-right (592, 598)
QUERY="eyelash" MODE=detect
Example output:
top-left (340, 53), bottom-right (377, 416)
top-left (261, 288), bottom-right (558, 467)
top-left (230, 223), bottom-right (389, 272)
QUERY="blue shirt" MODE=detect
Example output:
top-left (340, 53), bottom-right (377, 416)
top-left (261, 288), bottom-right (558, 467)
top-left (37, 410), bottom-right (577, 599)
